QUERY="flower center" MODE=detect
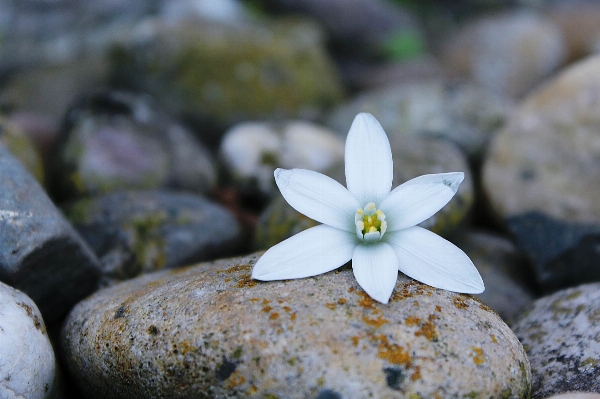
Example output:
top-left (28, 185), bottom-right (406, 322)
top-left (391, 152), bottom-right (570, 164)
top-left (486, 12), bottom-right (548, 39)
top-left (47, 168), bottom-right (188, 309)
top-left (355, 202), bottom-right (387, 242)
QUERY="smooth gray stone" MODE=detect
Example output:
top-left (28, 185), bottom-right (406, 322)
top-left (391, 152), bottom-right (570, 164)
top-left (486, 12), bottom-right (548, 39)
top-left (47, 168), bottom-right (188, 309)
top-left (0, 145), bottom-right (100, 324)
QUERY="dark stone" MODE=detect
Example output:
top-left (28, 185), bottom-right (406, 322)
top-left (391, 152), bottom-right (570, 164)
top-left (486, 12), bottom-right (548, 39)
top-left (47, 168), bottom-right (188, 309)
top-left (0, 145), bottom-right (100, 324)
top-left (215, 358), bottom-right (237, 382)
top-left (315, 389), bottom-right (342, 399)
top-left (50, 90), bottom-right (216, 201)
top-left (63, 190), bottom-right (243, 283)
top-left (506, 211), bottom-right (600, 293)
top-left (383, 367), bottom-right (404, 390)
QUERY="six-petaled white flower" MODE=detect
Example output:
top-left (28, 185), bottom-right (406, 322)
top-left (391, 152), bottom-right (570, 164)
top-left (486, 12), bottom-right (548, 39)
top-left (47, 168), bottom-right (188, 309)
top-left (251, 113), bottom-right (484, 304)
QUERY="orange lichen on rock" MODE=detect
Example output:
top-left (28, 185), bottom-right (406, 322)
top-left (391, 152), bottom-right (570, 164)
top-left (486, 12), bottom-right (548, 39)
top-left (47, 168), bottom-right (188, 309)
top-left (225, 371), bottom-right (246, 389)
top-left (282, 306), bottom-right (292, 313)
top-left (452, 296), bottom-right (469, 310)
top-left (269, 312), bottom-right (279, 320)
top-left (414, 314), bottom-right (439, 342)
top-left (350, 335), bottom-right (361, 347)
top-left (405, 316), bottom-right (422, 327)
top-left (237, 275), bottom-right (257, 288)
top-left (358, 292), bottom-right (375, 309)
top-left (363, 315), bottom-right (389, 328)
top-left (290, 312), bottom-right (297, 321)
top-left (337, 298), bottom-right (347, 305)
top-left (325, 303), bottom-right (337, 310)
top-left (391, 281), bottom-right (434, 301)
top-left (490, 334), bottom-right (498, 344)
top-left (375, 334), bottom-right (412, 366)
top-left (411, 365), bottom-right (422, 381)
top-left (262, 305), bottom-right (273, 313)
top-left (471, 346), bottom-right (485, 365)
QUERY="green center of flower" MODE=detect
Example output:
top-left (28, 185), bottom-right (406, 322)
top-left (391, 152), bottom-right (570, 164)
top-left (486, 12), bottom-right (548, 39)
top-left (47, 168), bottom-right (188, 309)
top-left (355, 202), bottom-right (387, 242)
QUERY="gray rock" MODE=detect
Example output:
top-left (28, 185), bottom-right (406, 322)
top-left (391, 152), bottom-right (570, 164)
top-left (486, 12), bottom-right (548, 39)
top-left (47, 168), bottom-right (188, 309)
top-left (451, 230), bottom-right (536, 323)
top-left (442, 11), bottom-right (566, 98)
top-left (51, 91), bottom-right (216, 200)
top-left (512, 283), bottom-right (600, 398)
top-left (326, 80), bottom-right (512, 160)
top-left (108, 16), bottom-right (344, 127)
top-left (220, 120), bottom-right (344, 198)
top-left (255, 134), bottom-right (475, 249)
top-left (62, 252), bottom-right (531, 398)
top-left (63, 190), bottom-right (243, 284)
top-left (0, 145), bottom-right (100, 324)
top-left (482, 55), bottom-right (600, 293)
top-left (0, 281), bottom-right (62, 399)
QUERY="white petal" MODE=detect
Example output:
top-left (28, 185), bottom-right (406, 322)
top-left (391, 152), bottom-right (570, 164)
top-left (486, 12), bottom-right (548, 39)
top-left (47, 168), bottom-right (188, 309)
top-left (352, 243), bottom-right (399, 304)
top-left (380, 172), bottom-right (464, 232)
top-left (252, 225), bottom-right (356, 281)
top-left (385, 226), bottom-right (484, 293)
top-left (275, 168), bottom-right (359, 232)
top-left (345, 113), bottom-right (393, 206)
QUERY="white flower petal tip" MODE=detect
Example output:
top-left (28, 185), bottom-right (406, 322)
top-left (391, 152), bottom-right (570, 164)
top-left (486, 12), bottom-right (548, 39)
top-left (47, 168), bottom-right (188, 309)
top-left (352, 243), bottom-right (398, 304)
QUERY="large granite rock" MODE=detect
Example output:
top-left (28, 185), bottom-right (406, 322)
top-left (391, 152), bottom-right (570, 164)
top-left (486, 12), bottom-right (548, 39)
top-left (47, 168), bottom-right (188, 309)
top-left (0, 281), bottom-right (62, 399)
top-left (0, 145), bottom-right (100, 324)
top-left (482, 55), bottom-right (600, 293)
top-left (63, 190), bottom-right (243, 284)
top-left (62, 252), bottom-right (531, 398)
top-left (50, 91), bottom-right (216, 200)
top-left (512, 283), bottom-right (600, 398)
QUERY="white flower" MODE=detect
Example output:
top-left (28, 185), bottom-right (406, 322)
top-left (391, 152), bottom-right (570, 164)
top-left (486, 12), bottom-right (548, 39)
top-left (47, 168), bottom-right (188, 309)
top-left (251, 113), bottom-right (484, 304)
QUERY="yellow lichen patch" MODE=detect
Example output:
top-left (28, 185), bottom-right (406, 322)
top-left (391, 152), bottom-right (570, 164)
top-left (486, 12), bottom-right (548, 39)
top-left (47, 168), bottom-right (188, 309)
top-left (435, 305), bottom-right (442, 312)
top-left (218, 264), bottom-right (253, 275)
top-left (391, 281), bottom-right (434, 301)
top-left (415, 315), bottom-right (438, 342)
top-left (350, 335), bottom-right (361, 347)
top-left (358, 292), bottom-right (376, 309)
top-left (325, 303), bottom-right (337, 310)
top-left (250, 298), bottom-right (260, 303)
top-left (282, 306), bottom-right (292, 313)
top-left (453, 296), bottom-right (469, 310)
top-left (471, 347), bottom-right (485, 365)
top-left (337, 298), bottom-right (347, 305)
top-left (490, 334), bottom-right (498, 344)
top-left (405, 316), bottom-right (422, 327)
top-left (410, 365), bottom-right (422, 381)
top-left (269, 312), bottom-right (279, 320)
top-left (290, 312), bottom-right (297, 321)
top-left (225, 371), bottom-right (246, 389)
top-left (262, 305), bottom-right (273, 313)
top-left (178, 340), bottom-right (196, 355)
top-left (237, 275), bottom-right (257, 289)
top-left (363, 315), bottom-right (389, 328)
top-left (375, 334), bottom-right (412, 366)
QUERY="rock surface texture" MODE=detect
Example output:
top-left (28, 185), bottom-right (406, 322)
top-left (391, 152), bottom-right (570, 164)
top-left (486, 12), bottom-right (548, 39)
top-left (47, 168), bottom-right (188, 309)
top-left (483, 55), bottom-right (600, 292)
top-left (62, 253), bottom-right (531, 399)
top-left (512, 283), bottom-right (600, 398)
top-left (0, 145), bottom-right (100, 324)
top-left (0, 281), bottom-right (60, 399)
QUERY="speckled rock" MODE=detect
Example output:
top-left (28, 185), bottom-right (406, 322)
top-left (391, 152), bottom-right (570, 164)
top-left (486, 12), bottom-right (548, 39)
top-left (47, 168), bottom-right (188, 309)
top-left (0, 116), bottom-right (44, 183)
top-left (326, 80), bottom-right (512, 160)
top-left (442, 11), bottom-right (565, 98)
top-left (512, 283), bottom-right (600, 398)
top-left (0, 281), bottom-right (61, 399)
top-left (63, 190), bottom-right (243, 284)
top-left (61, 252), bottom-right (531, 398)
top-left (0, 145), bottom-right (100, 324)
top-left (255, 134), bottom-right (474, 249)
top-left (451, 231), bottom-right (536, 323)
top-left (109, 17), bottom-right (343, 128)
top-left (482, 55), bottom-right (600, 293)
top-left (220, 120), bottom-right (344, 198)
top-left (51, 91), bottom-right (216, 200)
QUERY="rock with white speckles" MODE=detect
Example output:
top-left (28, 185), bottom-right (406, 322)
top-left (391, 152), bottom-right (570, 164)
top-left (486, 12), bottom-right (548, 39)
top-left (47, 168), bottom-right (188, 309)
top-left (62, 252), bottom-right (531, 398)
top-left (545, 394), bottom-right (600, 399)
top-left (0, 281), bottom-right (62, 399)
top-left (512, 283), bottom-right (600, 398)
